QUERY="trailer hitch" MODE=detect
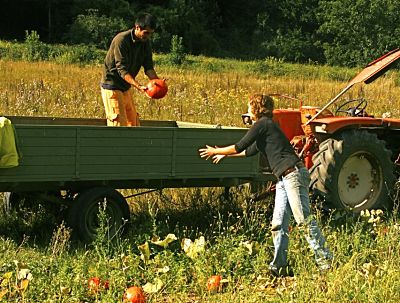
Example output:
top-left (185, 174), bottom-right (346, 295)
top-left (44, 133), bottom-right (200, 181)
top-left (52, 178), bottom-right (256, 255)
top-left (124, 188), bottom-right (161, 199)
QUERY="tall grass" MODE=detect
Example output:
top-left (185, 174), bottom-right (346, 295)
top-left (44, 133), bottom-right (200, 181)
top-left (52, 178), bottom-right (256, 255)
top-left (0, 56), bottom-right (399, 302)
top-left (1, 55), bottom-right (399, 123)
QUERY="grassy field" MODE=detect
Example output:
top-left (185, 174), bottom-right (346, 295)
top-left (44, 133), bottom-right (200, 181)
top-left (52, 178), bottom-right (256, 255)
top-left (1, 55), bottom-right (400, 123)
top-left (0, 56), bottom-right (399, 302)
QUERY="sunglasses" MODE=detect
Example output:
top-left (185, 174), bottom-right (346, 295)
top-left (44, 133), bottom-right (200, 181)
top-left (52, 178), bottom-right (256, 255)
top-left (241, 113), bottom-right (253, 126)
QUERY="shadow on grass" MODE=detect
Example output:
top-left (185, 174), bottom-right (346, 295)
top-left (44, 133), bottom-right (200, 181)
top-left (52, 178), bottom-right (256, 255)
top-left (0, 205), bottom-right (62, 247)
top-left (126, 186), bottom-right (275, 246)
top-left (2, 183), bottom-right (398, 250)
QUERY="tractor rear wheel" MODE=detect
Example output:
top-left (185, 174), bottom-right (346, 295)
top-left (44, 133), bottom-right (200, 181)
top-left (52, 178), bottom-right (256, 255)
top-left (310, 130), bottom-right (395, 212)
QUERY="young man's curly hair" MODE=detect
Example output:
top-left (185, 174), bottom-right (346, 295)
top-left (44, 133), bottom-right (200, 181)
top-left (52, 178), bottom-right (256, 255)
top-left (249, 94), bottom-right (274, 119)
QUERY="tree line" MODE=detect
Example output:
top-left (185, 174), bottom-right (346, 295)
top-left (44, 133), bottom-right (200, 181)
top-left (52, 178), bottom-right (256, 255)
top-left (2, 0), bottom-right (400, 67)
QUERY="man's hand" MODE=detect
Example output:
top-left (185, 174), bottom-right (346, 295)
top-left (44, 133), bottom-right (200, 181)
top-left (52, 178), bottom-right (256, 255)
top-left (138, 85), bottom-right (149, 95)
top-left (124, 73), bottom-right (147, 93)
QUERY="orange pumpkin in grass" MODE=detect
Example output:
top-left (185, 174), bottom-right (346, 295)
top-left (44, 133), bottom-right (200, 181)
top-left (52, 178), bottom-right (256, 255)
top-left (88, 277), bottom-right (101, 293)
top-left (123, 286), bottom-right (146, 303)
top-left (206, 275), bottom-right (222, 292)
top-left (103, 280), bottom-right (109, 290)
top-left (88, 277), bottom-right (109, 293)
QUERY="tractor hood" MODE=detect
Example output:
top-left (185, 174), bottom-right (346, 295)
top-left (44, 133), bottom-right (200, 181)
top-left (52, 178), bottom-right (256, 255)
top-left (306, 48), bottom-right (400, 124)
top-left (348, 48), bottom-right (400, 85)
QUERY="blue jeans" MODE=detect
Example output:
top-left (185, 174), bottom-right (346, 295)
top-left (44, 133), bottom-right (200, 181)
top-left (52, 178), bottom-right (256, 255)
top-left (270, 167), bottom-right (332, 270)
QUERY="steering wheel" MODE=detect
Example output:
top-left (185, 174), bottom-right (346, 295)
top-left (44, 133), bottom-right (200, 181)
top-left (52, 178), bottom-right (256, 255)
top-left (334, 98), bottom-right (368, 117)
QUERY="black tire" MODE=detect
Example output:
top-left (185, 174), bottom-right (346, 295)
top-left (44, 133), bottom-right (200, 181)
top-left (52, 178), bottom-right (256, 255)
top-left (67, 187), bottom-right (130, 243)
top-left (310, 130), bottom-right (395, 212)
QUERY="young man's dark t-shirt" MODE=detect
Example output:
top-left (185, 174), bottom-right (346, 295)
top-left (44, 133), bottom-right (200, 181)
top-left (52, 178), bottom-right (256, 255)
top-left (101, 29), bottom-right (154, 92)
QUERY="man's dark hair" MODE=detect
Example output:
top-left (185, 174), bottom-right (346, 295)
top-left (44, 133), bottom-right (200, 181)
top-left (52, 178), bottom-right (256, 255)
top-left (135, 13), bottom-right (157, 30)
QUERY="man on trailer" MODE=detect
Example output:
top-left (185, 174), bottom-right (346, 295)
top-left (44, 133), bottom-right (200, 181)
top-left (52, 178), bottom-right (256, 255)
top-left (100, 13), bottom-right (160, 126)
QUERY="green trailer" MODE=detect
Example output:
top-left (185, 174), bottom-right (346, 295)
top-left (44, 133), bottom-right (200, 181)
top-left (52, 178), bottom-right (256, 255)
top-left (0, 116), bottom-right (272, 241)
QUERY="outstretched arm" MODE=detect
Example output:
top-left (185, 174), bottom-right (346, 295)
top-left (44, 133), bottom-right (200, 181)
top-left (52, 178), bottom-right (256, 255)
top-left (199, 144), bottom-right (245, 163)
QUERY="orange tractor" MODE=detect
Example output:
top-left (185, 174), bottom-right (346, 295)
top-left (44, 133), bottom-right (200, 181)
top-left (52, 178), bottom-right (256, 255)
top-left (252, 49), bottom-right (400, 212)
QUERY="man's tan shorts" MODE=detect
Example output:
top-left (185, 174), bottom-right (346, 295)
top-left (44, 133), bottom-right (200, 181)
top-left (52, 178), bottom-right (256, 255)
top-left (101, 87), bottom-right (140, 126)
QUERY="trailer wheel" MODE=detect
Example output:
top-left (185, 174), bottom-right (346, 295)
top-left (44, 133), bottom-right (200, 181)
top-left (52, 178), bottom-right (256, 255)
top-left (68, 187), bottom-right (130, 243)
top-left (310, 130), bottom-right (395, 212)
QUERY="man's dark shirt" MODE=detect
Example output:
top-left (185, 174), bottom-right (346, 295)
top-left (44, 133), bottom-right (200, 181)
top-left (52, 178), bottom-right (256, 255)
top-left (101, 29), bottom-right (154, 92)
top-left (234, 116), bottom-right (300, 178)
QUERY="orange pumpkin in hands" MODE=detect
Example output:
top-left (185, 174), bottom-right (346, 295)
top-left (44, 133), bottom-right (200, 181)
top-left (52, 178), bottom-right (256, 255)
top-left (145, 79), bottom-right (168, 99)
top-left (123, 286), bottom-right (146, 303)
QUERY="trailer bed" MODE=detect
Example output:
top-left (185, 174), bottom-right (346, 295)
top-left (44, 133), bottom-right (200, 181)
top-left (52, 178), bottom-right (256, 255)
top-left (0, 116), bottom-right (272, 192)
